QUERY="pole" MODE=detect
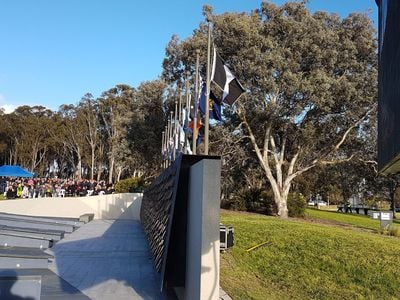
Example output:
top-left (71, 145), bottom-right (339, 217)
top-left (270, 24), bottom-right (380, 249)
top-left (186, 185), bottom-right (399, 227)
top-left (193, 50), bottom-right (200, 155)
top-left (171, 111), bottom-right (175, 163)
top-left (204, 21), bottom-right (212, 155)
top-left (164, 125), bottom-right (168, 168)
top-left (184, 71), bottom-right (190, 154)
top-left (161, 131), bottom-right (165, 168)
top-left (178, 90), bottom-right (183, 153)
top-left (167, 117), bottom-right (172, 167)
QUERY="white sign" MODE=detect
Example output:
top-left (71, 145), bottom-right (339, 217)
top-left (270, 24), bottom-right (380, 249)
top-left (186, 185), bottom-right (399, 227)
top-left (381, 212), bottom-right (392, 221)
top-left (372, 212), bottom-right (380, 220)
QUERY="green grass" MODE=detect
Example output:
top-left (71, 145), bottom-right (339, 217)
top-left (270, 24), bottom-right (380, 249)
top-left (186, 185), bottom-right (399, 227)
top-left (305, 208), bottom-right (385, 231)
top-left (220, 210), bottom-right (400, 300)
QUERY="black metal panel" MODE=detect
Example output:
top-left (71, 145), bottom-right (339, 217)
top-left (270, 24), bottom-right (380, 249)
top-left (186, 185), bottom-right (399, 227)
top-left (140, 156), bottom-right (181, 273)
top-left (140, 154), bottom-right (220, 290)
top-left (378, 0), bottom-right (400, 172)
top-left (162, 155), bottom-right (219, 289)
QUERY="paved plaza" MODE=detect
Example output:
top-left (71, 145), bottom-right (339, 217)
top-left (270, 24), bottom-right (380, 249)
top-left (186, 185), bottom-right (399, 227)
top-left (46, 219), bottom-right (172, 300)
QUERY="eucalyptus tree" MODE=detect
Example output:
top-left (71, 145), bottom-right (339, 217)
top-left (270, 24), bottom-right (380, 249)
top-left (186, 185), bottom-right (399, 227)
top-left (98, 84), bottom-right (135, 183)
top-left (58, 104), bottom-right (88, 180)
top-left (128, 79), bottom-right (166, 179)
top-left (0, 112), bottom-right (21, 165)
top-left (0, 106), bottom-right (54, 172)
top-left (162, 2), bottom-right (377, 218)
top-left (77, 93), bottom-right (100, 180)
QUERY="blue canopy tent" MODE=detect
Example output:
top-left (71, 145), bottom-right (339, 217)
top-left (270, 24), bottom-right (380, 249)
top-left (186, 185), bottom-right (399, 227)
top-left (0, 165), bottom-right (33, 178)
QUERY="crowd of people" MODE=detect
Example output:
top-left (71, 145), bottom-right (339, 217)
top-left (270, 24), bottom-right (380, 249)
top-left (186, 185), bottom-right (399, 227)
top-left (0, 177), bottom-right (115, 199)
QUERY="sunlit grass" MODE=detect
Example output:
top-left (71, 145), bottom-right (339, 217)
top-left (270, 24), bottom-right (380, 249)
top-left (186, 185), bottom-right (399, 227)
top-left (305, 208), bottom-right (399, 231)
top-left (220, 210), bottom-right (400, 300)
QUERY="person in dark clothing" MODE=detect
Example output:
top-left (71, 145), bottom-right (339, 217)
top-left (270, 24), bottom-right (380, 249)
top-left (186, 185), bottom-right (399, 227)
top-left (0, 177), bottom-right (6, 194)
top-left (6, 187), bottom-right (16, 199)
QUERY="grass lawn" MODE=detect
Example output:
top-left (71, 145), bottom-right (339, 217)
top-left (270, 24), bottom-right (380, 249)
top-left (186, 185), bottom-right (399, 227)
top-left (305, 208), bottom-right (386, 231)
top-left (220, 210), bottom-right (400, 299)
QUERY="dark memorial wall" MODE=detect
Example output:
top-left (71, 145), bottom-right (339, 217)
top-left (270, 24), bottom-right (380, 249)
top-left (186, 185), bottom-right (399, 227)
top-left (377, 0), bottom-right (400, 173)
top-left (140, 154), bottom-right (220, 290)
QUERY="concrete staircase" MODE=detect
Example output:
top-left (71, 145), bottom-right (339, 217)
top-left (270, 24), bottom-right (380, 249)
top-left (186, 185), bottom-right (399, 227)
top-left (0, 212), bottom-right (93, 299)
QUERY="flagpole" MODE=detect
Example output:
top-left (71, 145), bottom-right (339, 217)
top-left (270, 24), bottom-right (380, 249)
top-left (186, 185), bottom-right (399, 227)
top-left (168, 116), bottom-right (172, 166)
top-left (174, 99), bottom-right (178, 160)
top-left (193, 49), bottom-right (200, 155)
top-left (204, 20), bottom-right (212, 155)
top-left (171, 110), bottom-right (175, 163)
top-left (161, 131), bottom-right (165, 168)
top-left (163, 125), bottom-right (168, 168)
top-left (166, 118), bottom-right (170, 167)
top-left (177, 92), bottom-right (182, 153)
top-left (184, 71), bottom-right (190, 154)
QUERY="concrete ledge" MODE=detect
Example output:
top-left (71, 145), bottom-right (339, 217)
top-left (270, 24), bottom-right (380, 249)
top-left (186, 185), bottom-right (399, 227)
top-left (0, 193), bottom-right (142, 220)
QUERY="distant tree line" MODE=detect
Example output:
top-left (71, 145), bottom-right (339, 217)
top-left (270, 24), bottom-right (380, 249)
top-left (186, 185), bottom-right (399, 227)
top-left (0, 81), bottom-right (166, 183)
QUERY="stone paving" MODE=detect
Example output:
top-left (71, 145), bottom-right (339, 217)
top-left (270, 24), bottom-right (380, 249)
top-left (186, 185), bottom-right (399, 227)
top-left (46, 219), bottom-right (170, 300)
top-left (45, 218), bottom-right (232, 300)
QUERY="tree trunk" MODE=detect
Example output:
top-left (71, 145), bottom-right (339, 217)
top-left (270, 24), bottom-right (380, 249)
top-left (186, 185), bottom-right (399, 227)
top-left (91, 147), bottom-right (95, 180)
top-left (116, 166), bottom-right (123, 182)
top-left (76, 154), bottom-right (82, 180)
top-left (269, 179), bottom-right (290, 218)
top-left (97, 165), bottom-right (102, 182)
top-left (108, 156), bottom-right (114, 184)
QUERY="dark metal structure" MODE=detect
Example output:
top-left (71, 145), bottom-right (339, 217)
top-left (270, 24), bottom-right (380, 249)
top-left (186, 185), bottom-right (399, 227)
top-left (140, 154), bottom-right (220, 290)
top-left (376, 0), bottom-right (400, 173)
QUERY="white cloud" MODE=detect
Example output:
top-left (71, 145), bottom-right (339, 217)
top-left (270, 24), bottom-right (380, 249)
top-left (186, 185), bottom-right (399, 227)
top-left (0, 94), bottom-right (16, 114)
top-left (1, 104), bottom-right (16, 114)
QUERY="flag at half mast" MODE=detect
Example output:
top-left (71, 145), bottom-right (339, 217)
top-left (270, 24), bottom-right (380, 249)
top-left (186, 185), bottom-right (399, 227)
top-left (211, 47), bottom-right (245, 105)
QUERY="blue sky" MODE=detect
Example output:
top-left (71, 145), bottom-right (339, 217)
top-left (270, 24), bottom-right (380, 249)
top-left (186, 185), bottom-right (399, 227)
top-left (0, 1), bottom-right (378, 113)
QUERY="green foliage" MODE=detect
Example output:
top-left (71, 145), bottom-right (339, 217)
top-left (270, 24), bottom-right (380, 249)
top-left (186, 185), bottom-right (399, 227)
top-left (364, 196), bottom-right (389, 210)
top-left (379, 225), bottom-right (400, 237)
top-left (260, 190), bottom-right (277, 216)
top-left (220, 210), bottom-right (400, 299)
top-left (230, 188), bottom-right (277, 215)
top-left (287, 193), bottom-right (307, 217)
top-left (115, 177), bottom-right (145, 193)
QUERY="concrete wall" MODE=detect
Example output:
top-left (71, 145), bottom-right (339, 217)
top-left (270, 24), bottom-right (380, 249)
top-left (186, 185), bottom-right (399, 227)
top-left (0, 193), bottom-right (142, 220)
top-left (184, 159), bottom-right (221, 300)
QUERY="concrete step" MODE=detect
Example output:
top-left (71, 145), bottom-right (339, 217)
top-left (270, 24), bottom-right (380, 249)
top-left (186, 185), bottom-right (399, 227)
top-left (0, 246), bottom-right (53, 269)
top-left (0, 268), bottom-right (90, 299)
top-left (0, 212), bottom-right (84, 227)
top-left (0, 226), bottom-right (64, 241)
top-left (0, 233), bottom-right (53, 249)
top-left (0, 217), bottom-right (75, 233)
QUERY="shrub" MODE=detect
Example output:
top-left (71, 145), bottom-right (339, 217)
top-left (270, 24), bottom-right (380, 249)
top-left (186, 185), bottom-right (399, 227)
top-left (287, 193), bottom-right (307, 218)
top-left (260, 190), bottom-right (277, 215)
top-left (115, 177), bottom-right (145, 193)
top-left (379, 225), bottom-right (400, 237)
top-left (229, 188), bottom-right (277, 215)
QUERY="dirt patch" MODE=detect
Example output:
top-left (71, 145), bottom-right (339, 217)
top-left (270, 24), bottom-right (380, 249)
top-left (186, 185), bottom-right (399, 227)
top-left (297, 217), bottom-right (377, 233)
